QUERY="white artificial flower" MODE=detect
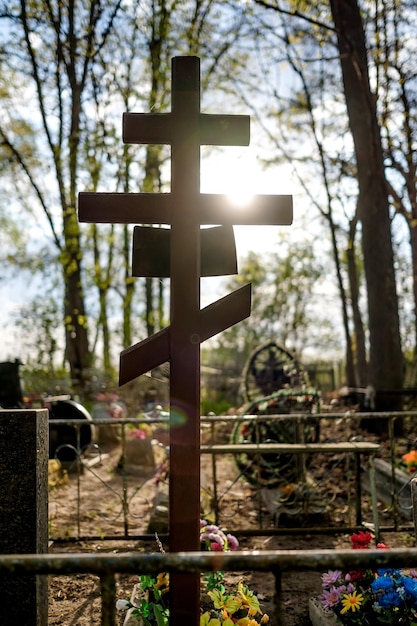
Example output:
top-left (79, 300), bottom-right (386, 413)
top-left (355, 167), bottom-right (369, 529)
top-left (116, 599), bottom-right (130, 611)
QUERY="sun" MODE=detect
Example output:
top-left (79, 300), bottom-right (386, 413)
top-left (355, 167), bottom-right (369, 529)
top-left (226, 182), bottom-right (255, 207)
top-left (200, 146), bottom-right (295, 254)
top-left (201, 147), bottom-right (259, 206)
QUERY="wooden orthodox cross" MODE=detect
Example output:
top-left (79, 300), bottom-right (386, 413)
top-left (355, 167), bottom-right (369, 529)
top-left (78, 56), bottom-right (292, 625)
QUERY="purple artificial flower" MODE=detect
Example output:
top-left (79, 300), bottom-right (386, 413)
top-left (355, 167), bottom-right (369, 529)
top-left (226, 534), bottom-right (239, 551)
top-left (322, 586), bottom-right (343, 608)
top-left (205, 525), bottom-right (220, 533)
top-left (208, 532), bottom-right (225, 547)
top-left (322, 571), bottom-right (342, 587)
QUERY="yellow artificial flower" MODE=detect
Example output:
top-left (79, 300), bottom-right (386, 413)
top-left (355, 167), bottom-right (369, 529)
top-left (238, 581), bottom-right (262, 615)
top-left (340, 590), bottom-right (364, 614)
top-left (155, 572), bottom-right (169, 593)
top-left (207, 589), bottom-right (242, 614)
top-left (224, 596), bottom-right (242, 614)
top-left (207, 589), bottom-right (224, 610)
top-left (208, 589), bottom-right (242, 614)
top-left (200, 612), bottom-right (220, 626)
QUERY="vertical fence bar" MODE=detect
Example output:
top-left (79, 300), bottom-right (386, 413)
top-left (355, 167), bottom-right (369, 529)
top-left (120, 423), bottom-right (130, 537)
top-left (209, 416), bottom-right (219, 524)
top-left (272, 566), bottom-right (282, 625)
top-left (76, 424), bottom-right (82, 538)
top-left (388, 415), bottom-right (399, 529)
top-left (100, 572), bottom-right (117, 626)
top-left (411, 477), bottom-right (417, 545)
top-left (369, 453), bottom-right (380, 541)
top-left (355, 452), bottom-right (362, 526)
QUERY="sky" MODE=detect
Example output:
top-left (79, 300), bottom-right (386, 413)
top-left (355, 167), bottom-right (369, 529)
top-left (0, 145), bottom-right (307, 362)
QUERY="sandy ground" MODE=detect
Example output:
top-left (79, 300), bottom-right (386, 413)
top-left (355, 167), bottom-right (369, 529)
top-left (46, 417), bottom-right (416, 625)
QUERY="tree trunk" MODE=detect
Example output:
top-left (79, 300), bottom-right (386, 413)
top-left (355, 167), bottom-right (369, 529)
top-left (410, 224), bottom-right (417, 364)
top-left (330, 0), bottom-right (403, 412)
top-left (328, 213), bottom-right (356, 387)
top-left (347, 215), bottom-right (368, 387)
top-left (63, 234), bottom-right (91, 396)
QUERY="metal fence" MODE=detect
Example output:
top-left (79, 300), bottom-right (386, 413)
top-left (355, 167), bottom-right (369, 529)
top-left (48, 410), bottom-right (417, 542)
top-left (3, 547), bottom-right (417, 625)
top-left (5, 409), bottom-right (417, 625)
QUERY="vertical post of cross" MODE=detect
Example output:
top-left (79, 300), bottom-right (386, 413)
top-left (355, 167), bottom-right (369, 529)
top-left (168, 56), bottom-right (201, 622)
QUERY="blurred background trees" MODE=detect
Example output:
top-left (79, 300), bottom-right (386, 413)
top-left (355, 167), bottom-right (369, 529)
top-left (0, 0), bottom-right (415, 409)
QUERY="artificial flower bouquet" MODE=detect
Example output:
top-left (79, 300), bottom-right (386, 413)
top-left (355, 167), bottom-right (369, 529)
top-left (117, 520), bottom-right (269, 625)
top-left (320, 531), bottom-right (417, 625)
top-left (402, 450), bottom-right (417, 474)
top-left (127, 427), bottom-right (152, 440)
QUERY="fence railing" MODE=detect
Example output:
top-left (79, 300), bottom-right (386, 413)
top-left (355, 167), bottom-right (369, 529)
top-left (3, 548), bottom-right (417, 625)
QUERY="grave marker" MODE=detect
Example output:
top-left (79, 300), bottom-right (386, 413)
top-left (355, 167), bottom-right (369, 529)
top-left (79, 55), bottom-right (292, 624)
top-left (0, 409), bottom-right (48, 626)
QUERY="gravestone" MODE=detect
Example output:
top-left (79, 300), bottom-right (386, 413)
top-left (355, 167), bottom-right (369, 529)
top-left (0, 408), bottom-right (48, 626)
top-left (119, 435), bottom-right (156, 475)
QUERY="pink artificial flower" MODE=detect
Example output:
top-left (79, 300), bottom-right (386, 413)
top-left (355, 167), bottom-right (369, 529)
top-left (129, 429), bottom-right (147, 439)
top-left (322, 587), bottom-right (343, 608)
top-left (322, 571), bottom-right (342, 586)
top-left (226, 534), bottom-right (239, 551)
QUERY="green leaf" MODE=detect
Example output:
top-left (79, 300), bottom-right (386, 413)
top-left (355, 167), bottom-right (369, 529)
top-left (200, 613), bottom-right (220, 626)
top-left (154, 603), bottom-right (169, 626)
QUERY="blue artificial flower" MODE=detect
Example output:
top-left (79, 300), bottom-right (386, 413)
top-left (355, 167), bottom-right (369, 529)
top-left (372, 576), bottom-right (395, 592)
top-left (376, 590), bottom-right (403, 609)
top-left (376, 567), bottom-right (401, 577)
top-left (403, 576), bottom-right (417, 605)
top-left (403, 576), bottom-right (417, 594)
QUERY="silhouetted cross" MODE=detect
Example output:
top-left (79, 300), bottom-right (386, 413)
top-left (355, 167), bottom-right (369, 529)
top-left (79, 56), bottom-right (292, 625)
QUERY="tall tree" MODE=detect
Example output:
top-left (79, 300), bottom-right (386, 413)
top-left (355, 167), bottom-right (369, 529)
top-left (232, 3), bottom-right (365, 387)
top-left (0, 0), bottom-right (126, 394)
top-left (0, 0), bottom-right (247, 389)
top-left (329, 0), bottom-right (403, 405)
top-left (250, 0), bottom-right (404, 401)
top-left (371, 0), bottom-right (417, 361)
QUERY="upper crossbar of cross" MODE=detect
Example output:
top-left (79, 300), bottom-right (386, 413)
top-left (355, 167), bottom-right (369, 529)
top-left (79, 58), bottom-right (292, 227)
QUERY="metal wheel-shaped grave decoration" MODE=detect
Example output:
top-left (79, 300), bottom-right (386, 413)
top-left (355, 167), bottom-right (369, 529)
top-left (243, 340), bottom-right (306, 403)
top-left (233, 342), bottom-right (320, 489)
